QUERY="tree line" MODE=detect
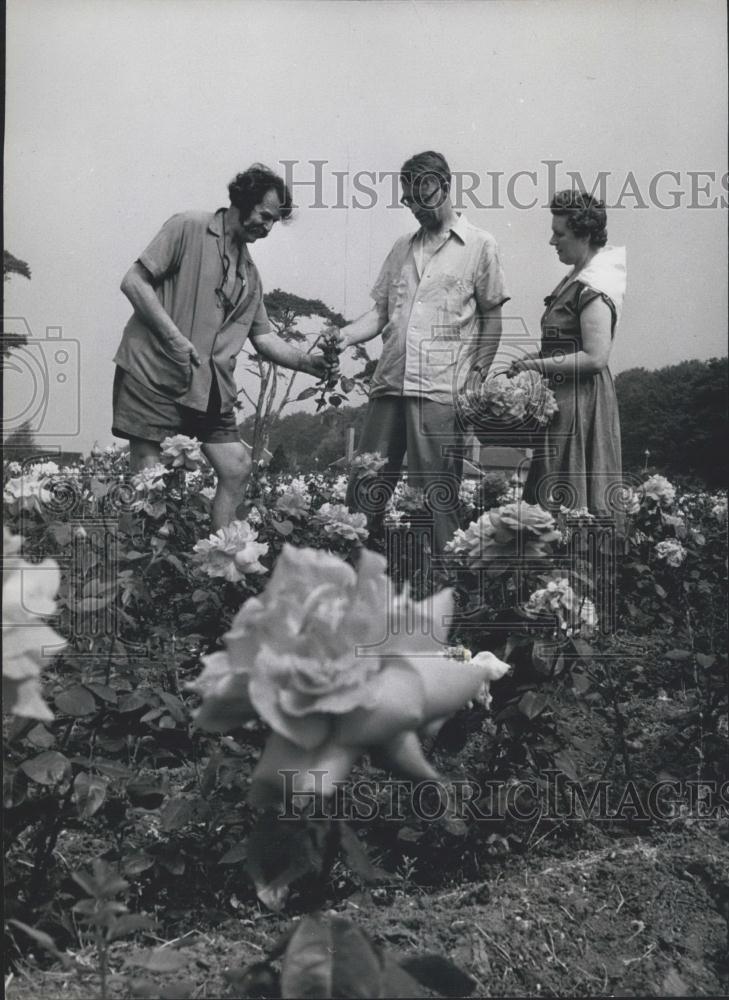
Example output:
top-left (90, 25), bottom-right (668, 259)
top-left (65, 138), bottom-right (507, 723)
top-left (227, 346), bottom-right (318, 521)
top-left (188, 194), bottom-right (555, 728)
top-left (242, 357), bottom-right (728, 487)
top-left (3, 255), bottom-right (725, 487)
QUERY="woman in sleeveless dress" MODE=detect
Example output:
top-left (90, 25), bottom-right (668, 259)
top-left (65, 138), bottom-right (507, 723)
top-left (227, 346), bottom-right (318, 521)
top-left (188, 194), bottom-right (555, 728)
top-left (515, 191), bottom-right (626, 521)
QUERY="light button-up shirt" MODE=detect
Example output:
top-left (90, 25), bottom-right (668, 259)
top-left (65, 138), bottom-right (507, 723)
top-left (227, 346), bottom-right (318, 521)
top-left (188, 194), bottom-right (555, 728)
top-left (369, 213), bottom-right (509, 402)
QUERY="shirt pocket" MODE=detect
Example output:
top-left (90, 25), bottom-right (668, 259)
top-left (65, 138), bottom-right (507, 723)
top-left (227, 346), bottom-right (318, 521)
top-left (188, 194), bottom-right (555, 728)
top-left (429, 274), bottom-right (472, 332)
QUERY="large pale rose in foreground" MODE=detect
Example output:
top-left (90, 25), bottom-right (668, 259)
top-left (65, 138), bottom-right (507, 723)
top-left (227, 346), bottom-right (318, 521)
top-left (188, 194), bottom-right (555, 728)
top-left (190, 545), bottom-right (508, 799)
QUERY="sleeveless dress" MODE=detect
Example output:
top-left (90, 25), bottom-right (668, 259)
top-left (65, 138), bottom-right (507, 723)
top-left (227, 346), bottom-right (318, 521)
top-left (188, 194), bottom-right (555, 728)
top-left (523, 276), bottom-right (623, 516)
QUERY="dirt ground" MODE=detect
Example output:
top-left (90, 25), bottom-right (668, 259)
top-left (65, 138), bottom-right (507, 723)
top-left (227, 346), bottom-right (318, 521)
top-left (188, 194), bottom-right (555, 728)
top-left (5, 658), bottom-right (729, 999)
top-left (6, 824), bottom-right (728, 999)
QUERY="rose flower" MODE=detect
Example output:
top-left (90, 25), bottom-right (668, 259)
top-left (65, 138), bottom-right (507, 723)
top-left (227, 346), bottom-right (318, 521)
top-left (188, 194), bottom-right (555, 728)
top-left (190, 544), bottom-right (508, 801)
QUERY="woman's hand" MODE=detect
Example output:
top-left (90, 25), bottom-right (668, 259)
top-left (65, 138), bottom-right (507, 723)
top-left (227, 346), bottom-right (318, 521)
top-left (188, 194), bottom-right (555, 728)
top-left (507, 356), bottom-right (530, 377)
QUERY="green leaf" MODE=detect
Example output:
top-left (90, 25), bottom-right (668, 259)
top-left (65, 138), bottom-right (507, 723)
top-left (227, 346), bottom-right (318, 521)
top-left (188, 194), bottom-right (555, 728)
top-left (7, 919), bottom-right (62, 958)
top-left (55, 685), bottom-right (97, 717)
top-left (26, 724), bottom-right (55, 749)
top-left (398, 954), bottom-right (475, 997)
top-left (553, 751), bottom-right (578, 781)
top-left (272, 518), bottom-right (294, 536)
top-left (696, 652), bottom-right (716, 669)
top-left (86, 683), bottom-right (118, 704)
top-left (94, 760), bottom-right (132, 779)
top-left (665, 649), bottom-right (693, 661)
top-left (122, 853), bottom-right (155, 876)
top-left (219, 842), bottom-right (248, 865)
top-left (531, 643), bottom-right (554, 675)
top-left (281, 914), bottom-right (383, 999)
top-left (158, 692), bottom-right (186, 723)
top-left (73, 772), bottom-right (109, 818)
top-left (20, 750), bottom-right (71, 786)
top-left (71, 869), bottom-right (100, 897)
top-left (107, 914), bottom-right (155, 942)
top-left (654, 583), bottom-right (667, 599)
top-left (339, 823), bottom-right (380, 883)
top-left (517, 691), bottom-right (550, 720)
top-left (296, 386), bottom-right (319, 401)
top-left (246, 812), bottom-right (318, 912)
top-left (118, 692), bottom-right (151, 713)
top-left (160, 797), bottom-right (193, 832)
top-left (380, 956), bottom-right (428, 997)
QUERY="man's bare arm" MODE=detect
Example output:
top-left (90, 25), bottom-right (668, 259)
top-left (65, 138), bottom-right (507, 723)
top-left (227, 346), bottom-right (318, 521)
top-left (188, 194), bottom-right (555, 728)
top-left (340, 304), bottom-right (386, 349)
top-left (474, 305), bottom-right (503, 375)
top-left (120, 262), bottom-right (201, 365)
top-left (249, 331), bottom-right (329, 379)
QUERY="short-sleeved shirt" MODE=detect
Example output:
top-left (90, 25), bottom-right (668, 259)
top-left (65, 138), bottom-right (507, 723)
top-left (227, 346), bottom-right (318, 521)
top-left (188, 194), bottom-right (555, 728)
top-left (113, 209), bottom-right (271, 412)
top-left (368, 214), bottom-right (509, 402)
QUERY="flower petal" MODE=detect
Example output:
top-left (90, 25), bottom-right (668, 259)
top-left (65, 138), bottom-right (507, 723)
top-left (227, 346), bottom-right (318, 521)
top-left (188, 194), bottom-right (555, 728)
top-left (470, 650), bottom-right (512, 683)
top-left (373, 730), bottom-right (441, 782)
top-left (334, 661), bottom-right (426, 746)
top-left (409, 651), bottom-right (509, 724)
top-left (249, 674), bottom-right (331, 750)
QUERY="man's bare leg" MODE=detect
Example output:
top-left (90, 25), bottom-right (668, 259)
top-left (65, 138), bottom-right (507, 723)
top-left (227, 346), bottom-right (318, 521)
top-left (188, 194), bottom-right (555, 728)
top-left (201, 441), bottom-right (252, 531)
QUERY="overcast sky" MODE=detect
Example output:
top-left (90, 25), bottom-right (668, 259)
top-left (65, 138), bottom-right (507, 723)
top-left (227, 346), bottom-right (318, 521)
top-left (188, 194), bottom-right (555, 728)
top-left (4, 0), bottom-right (727, 454)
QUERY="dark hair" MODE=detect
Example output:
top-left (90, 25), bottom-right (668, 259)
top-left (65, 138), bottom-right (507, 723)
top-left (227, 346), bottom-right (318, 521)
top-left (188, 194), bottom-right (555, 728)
top-left (228, 164), bottom-right (293, 221)
top-left (400, 150), bottom-right (452, 189)
top-left (550, 189), bottom-right (607, 247)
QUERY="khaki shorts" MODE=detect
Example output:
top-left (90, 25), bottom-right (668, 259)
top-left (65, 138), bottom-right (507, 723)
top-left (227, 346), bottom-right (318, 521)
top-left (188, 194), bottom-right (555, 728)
top-left (111, 366), bottom-right (240, 444)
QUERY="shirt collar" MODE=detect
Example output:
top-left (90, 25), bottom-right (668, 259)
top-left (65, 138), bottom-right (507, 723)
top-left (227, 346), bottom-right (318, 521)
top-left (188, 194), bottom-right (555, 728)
top-left (208, 208), bottom-right (251, 276)
top-left (409, 212), bottom-right (468, 245)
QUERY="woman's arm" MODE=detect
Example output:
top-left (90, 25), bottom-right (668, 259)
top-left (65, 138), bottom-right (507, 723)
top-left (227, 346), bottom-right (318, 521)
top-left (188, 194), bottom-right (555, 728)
top-left (512, 297), bottom-right (614, 378)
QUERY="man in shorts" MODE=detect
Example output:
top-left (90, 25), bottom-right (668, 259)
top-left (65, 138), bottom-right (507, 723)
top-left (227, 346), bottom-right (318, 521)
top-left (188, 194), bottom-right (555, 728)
top-left (112, 163), bottom-right (328, 529)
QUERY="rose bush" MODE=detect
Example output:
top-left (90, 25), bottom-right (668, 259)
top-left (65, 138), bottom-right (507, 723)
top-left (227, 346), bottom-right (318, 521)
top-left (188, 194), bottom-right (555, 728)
top-left (190, 544), bottom-right (509, 800)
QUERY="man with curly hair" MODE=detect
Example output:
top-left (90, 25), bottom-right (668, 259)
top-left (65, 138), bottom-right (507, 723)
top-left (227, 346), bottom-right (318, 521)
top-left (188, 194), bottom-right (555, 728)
top-left (341, 150), bottom-right (509, 560)
top-left (112, 164), bottom-right (328, 529)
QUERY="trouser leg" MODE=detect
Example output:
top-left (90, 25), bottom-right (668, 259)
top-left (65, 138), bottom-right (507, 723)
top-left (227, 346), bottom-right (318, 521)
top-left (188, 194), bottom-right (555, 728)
top-left (346, 396), bottom-right (407, 543)
top-left (404, 398), bottom-right (464, 557)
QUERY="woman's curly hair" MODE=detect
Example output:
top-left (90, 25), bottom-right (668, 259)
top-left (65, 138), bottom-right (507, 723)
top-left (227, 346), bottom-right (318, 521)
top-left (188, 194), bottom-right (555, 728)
top-left (228, 164), bottom-right (293, 221)
top-left (550, 189), bottom-right (608, 247)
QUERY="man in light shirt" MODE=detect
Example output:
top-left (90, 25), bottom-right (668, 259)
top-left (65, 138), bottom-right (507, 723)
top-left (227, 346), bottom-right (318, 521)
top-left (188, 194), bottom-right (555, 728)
top-left (342, 150), bottom-right (509, 559)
